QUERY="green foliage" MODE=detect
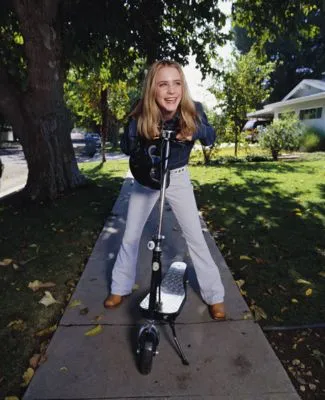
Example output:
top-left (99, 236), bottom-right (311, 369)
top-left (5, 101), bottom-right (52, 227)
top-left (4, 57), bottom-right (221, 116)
top-left (211, 47), bottom-right (275, 154)
top-left (300, 127), bottom-right (325, 152)
top-left (205, 111), bottom-right (227, 143)
top-left (259, 114), bottom-right (305, 160)
top-left (232, 1), bottom-right (325, 102)
top-left (60, 0), bottom-right (231, 77)
top-left (64, 56), bottom-right (144, 129)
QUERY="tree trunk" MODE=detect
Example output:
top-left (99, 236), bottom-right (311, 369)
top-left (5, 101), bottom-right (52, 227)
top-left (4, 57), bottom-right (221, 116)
top-left (2, 0), bottom-right (85, 200)
top-left (107, 109), bottom-right (119, 148)
top-left (234, 130), bottom-right (239, 157)
top-left (271, 149), bottom-right (279, 161)
top-left (100, 87), bottom-right (108, 163)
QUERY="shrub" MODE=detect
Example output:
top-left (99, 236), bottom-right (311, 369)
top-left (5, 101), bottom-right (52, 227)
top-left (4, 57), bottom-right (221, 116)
top-left (259, 114), bottom-right (304, 160)
top-left (300, 127), bottom-right (325, 152)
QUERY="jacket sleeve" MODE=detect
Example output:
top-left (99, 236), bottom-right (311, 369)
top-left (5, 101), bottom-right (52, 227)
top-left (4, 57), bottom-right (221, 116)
top-left (120, 118), bottom-right (138, 155)
top-left (192, 102), bottom-right (216, 146)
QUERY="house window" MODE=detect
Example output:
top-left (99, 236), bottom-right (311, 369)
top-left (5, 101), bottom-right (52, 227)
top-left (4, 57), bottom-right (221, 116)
top-left (299, 107), bottom-right (323, 120)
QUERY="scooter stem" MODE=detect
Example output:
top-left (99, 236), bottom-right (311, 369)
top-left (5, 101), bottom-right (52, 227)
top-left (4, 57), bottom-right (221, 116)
top-left (157, 130), bottom-right (172, 238)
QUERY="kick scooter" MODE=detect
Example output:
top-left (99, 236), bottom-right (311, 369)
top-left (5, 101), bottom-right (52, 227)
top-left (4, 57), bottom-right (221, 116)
top-left (136, 129), bottom-right (189, 375)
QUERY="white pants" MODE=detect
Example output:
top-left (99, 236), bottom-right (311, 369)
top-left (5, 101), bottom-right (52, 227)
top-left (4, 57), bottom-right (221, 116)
top-left (111, 167), bottom-right (225, 305)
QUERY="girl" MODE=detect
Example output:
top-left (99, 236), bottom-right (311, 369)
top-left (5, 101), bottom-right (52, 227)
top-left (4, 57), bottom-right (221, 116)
top-left (104, 60), bottom-right (225, 320)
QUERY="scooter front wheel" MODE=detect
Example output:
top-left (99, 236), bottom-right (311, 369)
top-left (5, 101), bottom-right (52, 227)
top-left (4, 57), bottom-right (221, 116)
top-left (138, 338), bottom-right (154, 375)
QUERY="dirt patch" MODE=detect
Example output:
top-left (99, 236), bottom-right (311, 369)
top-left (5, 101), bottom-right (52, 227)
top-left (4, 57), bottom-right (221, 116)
top-left (265, 328), bottom-right (325, 399)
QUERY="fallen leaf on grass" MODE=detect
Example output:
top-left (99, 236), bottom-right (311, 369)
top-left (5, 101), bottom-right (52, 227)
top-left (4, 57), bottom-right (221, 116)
top-left (68, 299), bottom-right (82, 308)
top-left (21, 367), bottom-right (34, 387)
top-left (312, 349), bottom-right (325, 367)
top-left (39, 291), bottom-right (58, 307)
top-left (29, 354), bottom-right (41, 369)
top-left (0, 258), bottom-right (13, 266)
top-left (250, 305), bottom-right (267, 321)
top-left (296, 278), bottom-right (312, 285)
top-left (305, 288), bottom-right (313, 296)
top-left (291, 298), bottom-right (299, 304)
top-left (239, 255), bottom-right (252, 261)
top-left (7, 319), bottom-right (26, 331)
top-left (35, 324), bottom-right (57, 337)
top-left (85, 325), bottom-right (103, 337)
top-left (235, 279), bottom-right (245, 289)
top-left (318, 271), bottom-right (325, 278)
top-left (28, 280), bottom-right (56, 292)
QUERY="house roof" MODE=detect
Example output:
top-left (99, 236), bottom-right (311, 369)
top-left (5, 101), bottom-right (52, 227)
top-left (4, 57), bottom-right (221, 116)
top-left (283, 79), bottom-right (325, 101)
top-left (247, 78), bottom-right (325, 119)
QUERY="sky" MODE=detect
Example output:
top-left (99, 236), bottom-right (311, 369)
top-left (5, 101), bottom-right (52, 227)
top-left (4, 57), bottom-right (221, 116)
top-left (183, 1), bottom-right (233, 109)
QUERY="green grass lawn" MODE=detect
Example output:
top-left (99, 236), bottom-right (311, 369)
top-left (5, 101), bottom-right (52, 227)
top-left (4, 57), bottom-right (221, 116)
top-left (190, 153), bottom-right (325, 326)
top-left (0, 150), bottom-right (324, 397)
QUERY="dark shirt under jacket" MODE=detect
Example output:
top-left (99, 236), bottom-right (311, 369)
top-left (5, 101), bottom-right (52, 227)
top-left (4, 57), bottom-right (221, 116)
top-left (120, 102), bottom-right (216, 170)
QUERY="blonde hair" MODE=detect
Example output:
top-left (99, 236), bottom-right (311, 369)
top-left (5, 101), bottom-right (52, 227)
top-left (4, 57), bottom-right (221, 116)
top-left (130, 60), bottom-right (199, 139)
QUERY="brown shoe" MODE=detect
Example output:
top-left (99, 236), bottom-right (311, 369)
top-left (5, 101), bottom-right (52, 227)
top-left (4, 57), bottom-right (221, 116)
top-left (209, 302), bottom-right (226, 321)
top-left (104, 294), bottom-right (123, 309)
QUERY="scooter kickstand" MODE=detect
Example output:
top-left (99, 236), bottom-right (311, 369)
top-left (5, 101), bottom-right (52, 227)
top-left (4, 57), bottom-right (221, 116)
top-left (169, 321), bottom-right (189, 366)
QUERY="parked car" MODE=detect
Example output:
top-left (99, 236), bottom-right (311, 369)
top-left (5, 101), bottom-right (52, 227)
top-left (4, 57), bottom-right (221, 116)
top-left (85, 133), bottom-right (101, 148)
top-left (242, 119), bottom-right (270, 143)
top-left (70, 131), bottom-right (100, 157)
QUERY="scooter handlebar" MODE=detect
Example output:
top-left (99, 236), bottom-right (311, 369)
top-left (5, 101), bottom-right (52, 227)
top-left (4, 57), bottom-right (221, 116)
top-left (161, 129), bottom-right (177, 140)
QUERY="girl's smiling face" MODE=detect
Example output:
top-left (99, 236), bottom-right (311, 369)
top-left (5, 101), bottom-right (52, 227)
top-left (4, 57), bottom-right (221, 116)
top-left (155, 66), bottom-right (183, 120)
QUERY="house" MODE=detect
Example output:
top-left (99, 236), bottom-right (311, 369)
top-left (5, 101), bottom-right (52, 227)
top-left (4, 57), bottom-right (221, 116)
top-left (247, 75), bottom-right (325, 132)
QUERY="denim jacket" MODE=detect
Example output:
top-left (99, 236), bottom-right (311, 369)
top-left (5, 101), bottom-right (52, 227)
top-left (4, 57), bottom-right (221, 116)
top-left (120, 102), bottom-right (216, 170)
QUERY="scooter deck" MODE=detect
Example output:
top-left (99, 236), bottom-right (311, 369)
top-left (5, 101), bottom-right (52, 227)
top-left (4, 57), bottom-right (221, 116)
top-left (140, 261), bottom-right (187, 315)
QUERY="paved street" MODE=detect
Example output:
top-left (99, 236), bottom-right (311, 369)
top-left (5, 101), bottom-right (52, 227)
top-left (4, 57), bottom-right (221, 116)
top-left (0, 146), bottom-right (28, 198)
top-left (0, 146), bottom-right (128, 199)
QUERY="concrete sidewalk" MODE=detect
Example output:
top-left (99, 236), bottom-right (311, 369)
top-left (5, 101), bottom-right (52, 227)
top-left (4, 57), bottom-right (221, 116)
top-left (23, 173), bottom-right (300, 400)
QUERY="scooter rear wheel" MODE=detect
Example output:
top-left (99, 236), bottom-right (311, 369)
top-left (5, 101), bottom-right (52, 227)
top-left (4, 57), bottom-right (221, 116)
top-left (138, 338), bottom-right (154, 375)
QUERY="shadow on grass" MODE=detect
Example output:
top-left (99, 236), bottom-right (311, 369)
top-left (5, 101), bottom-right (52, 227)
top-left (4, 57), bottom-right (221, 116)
top-left (192, 163), bottom-right (325, 326)
top-left (0, 165), bottom-right (127, 398)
